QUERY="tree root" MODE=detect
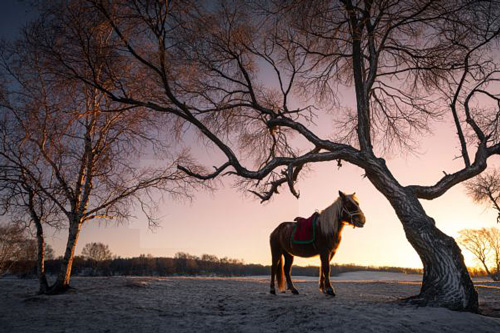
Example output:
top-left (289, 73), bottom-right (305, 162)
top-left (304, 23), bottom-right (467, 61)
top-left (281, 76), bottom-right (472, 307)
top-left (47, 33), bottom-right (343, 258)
top-left (399, 293), bottom-right (478, 313)
top-left (44, 284), bottom-right (76, 295)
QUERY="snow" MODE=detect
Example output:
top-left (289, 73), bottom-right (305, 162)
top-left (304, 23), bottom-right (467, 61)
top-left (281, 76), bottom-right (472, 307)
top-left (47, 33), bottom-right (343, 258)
top-left (274, 270), bottom-right (424, 282)
top-left (335, 270), bottom-right (423, 281)
top-left (1, 272), bottom-right (499, 332)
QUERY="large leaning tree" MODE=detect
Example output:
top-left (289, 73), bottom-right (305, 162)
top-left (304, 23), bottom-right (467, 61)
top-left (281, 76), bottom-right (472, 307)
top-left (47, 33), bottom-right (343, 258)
top-left (29, 0), bottom-right (500, 311)
top-left (0, 21), bottom-right (204, 293)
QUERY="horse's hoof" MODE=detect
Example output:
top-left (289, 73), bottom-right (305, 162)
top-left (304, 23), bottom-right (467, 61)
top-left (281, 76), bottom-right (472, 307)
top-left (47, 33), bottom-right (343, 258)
top-left (291, 289), bottom-right (299, 295)
top-left (270, 289), bottom-right (276, 295)
top-left (324, 288), bottom-right (336, 296)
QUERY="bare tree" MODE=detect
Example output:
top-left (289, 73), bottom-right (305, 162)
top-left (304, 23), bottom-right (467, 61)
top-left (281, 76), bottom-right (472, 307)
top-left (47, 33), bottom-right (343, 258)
top-left (0, 223), bottom-right (54, 279)
top-left (465, 169), bottom-right (500, 223)
top-left (18, 239), bottom-right (55, 262)
top-left (0, 24), bottom-right (205, 294)
top-left (81, 242), bottom-right (113, 275)
top-left (81, 242), bottom-right (113, 262)
top-left (458, 228), bottom-right (500, 281)
top-left (0, 225), bottom-right (25, 276)
top-left (25, 0), bottom-right (500, 311)
top-left (0, 155), bottom-right (62, 292)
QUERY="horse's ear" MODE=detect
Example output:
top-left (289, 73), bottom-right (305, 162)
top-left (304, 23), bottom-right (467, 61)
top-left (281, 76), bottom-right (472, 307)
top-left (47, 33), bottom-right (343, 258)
top-left (338, 191), bottom-right (346, 200)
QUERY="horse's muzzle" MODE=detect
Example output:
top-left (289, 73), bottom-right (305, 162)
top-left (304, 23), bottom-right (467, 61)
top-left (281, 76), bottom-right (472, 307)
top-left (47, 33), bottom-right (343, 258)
top-left (352, 215), bottom-right (366, 228)
top-left (353, 220), bottom-right (365, 228)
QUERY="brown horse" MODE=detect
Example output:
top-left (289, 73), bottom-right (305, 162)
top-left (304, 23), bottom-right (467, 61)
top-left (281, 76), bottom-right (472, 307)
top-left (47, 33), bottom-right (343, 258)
top-left (269, 191), bottom-right (366, 296)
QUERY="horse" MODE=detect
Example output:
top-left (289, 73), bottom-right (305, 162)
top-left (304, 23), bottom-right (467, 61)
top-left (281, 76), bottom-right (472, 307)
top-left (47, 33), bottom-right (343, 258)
top-left (269, 191), bottom-right (366, 296)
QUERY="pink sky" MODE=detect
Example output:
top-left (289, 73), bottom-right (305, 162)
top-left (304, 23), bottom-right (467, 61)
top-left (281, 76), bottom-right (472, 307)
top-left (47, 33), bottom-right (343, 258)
top-left (47, 115), bottom-right (500, 269)
top-left (60, 70), bottom-right (500, 270)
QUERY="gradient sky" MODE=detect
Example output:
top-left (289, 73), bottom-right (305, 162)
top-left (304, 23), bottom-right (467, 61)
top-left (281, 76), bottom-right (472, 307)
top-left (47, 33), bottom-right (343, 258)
top-left (66, 121), bottom-right (499, 269)
top-left (2, 1), bottom-right (500, 269)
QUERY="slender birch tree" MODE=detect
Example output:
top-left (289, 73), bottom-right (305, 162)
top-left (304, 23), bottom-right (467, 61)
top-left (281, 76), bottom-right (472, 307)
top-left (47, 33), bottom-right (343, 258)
top-left (27, 0), bottom-right (500, 311)
top-left (0, 24), bottom-right (203, 293)
top-left (0, 176), bottom-right (60, 293)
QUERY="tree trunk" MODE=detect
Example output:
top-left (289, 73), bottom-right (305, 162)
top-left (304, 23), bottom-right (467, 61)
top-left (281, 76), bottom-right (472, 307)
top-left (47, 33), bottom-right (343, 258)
top-left (400, 208), bottom-right (478, 312)
top-left (49, 220), bottom-right (82, 294)
top-left (494, 252), bottom-right (500, 281)
top-left (34, 221), bottom-right (49, 294)
top-left (366, 159), bottom-right (478, 312)
top-left (479, 260), bottom-right (493, 279)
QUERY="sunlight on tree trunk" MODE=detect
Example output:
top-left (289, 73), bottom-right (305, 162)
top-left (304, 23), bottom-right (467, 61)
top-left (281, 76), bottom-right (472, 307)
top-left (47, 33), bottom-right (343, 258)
top-left (51, 222), bottom-right (82, 293)
top-left (367, 160), bottom-right (478, 310)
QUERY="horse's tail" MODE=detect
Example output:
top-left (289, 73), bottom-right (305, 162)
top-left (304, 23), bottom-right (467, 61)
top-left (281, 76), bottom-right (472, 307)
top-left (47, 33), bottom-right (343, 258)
top-left (270, 227), bottom-right (285, 293)
top-left (276, 256), bottom-right (285, 292)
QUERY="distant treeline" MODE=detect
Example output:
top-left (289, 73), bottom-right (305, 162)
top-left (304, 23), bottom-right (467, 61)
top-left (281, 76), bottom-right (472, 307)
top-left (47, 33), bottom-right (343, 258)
top-left (3, 252), bottom-right (427, 278)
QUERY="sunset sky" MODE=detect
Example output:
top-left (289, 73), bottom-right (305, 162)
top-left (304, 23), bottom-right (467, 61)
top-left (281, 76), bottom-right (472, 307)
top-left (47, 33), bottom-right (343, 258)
top-left (2, 1), bottom-right (500, 270)
top-left (68, 121), bottom-right (499, 269)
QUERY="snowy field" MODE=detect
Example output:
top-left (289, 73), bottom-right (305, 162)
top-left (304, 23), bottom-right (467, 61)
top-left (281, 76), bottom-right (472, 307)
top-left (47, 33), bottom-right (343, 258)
top-left (298, 270), bottom-right (424, 281)
top-left (1, 272), bottom-right (499, 332)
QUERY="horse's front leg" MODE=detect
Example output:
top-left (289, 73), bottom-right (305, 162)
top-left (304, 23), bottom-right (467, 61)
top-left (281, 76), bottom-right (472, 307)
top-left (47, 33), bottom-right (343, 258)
top-left (319, 265), bottom-right (325, 291)
top-left (283, 253), bottom-right (299, 295)
top-left (320, 252), bottom-right (335, 296)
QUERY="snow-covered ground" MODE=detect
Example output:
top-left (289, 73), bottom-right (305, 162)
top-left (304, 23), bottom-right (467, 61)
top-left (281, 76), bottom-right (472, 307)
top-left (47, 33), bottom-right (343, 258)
top-left (336, 270), bottom-right (423, 281)
top-left (262, 270), bottom-right (424, 282)
top-left (1, 273), bottom-right (499, 332)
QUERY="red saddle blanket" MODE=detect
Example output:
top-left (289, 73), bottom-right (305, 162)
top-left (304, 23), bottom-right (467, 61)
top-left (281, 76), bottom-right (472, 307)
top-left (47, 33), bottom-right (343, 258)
top-left (292, 212), bottom-right (319, 244)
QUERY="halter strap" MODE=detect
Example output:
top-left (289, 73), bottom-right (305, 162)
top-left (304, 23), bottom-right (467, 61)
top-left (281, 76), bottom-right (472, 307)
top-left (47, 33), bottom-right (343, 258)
top-left (342, 206), bottom-right (362, 227)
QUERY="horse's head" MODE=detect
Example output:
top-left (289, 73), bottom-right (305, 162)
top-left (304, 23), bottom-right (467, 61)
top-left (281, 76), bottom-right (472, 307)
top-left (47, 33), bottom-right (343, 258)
top-left (339, 191), bottom-right (366, 228)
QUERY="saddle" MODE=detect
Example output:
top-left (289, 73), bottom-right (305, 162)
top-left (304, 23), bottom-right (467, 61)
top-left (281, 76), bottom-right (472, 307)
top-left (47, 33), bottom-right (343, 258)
top-left (292, 212), bottom-right (319, 244)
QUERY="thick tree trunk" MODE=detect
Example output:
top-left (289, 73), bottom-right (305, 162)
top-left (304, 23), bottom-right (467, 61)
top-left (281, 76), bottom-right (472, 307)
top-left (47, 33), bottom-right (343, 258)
top-left (366, 159), bottom-right (478, 312)
top-left (34, 222), bottom-right (49, 294)
top-left (49, 220), bottom-right (82, 294)
top-left (396, 202), bottom-right (478, 311)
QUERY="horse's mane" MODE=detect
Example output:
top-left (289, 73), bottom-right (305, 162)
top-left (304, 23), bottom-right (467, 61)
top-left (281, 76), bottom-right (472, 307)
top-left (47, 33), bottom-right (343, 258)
top-left (318, 198), bottom-right (343, 237)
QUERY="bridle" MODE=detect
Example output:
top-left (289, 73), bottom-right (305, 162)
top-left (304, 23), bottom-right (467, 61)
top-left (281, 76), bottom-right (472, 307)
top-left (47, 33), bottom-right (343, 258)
top-left (342, 205), bottom-right (363, 228)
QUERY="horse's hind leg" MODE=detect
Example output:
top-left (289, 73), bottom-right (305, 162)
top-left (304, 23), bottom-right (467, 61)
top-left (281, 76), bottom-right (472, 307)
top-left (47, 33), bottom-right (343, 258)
top-left (270, 254), bottom-right (279, 295)
top-left (283, 252), bottom-right (299, 295)
top-left (270, 238), bottom-right (283, 295)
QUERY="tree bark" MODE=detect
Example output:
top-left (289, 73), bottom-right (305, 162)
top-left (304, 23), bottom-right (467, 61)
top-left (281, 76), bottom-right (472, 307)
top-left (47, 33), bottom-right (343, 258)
top-left (49, 220), bottom-right (82, 294)
top-left (479, 259), bottom-right (493, 279)
top-left (366, 158), bottom-right (478, 312)
top-left (399, 205), bottom-right (478, 312)
top-left (34, 221), bottom-right (49, 294)
top-left (28, 190), bottom-right (49, 294)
